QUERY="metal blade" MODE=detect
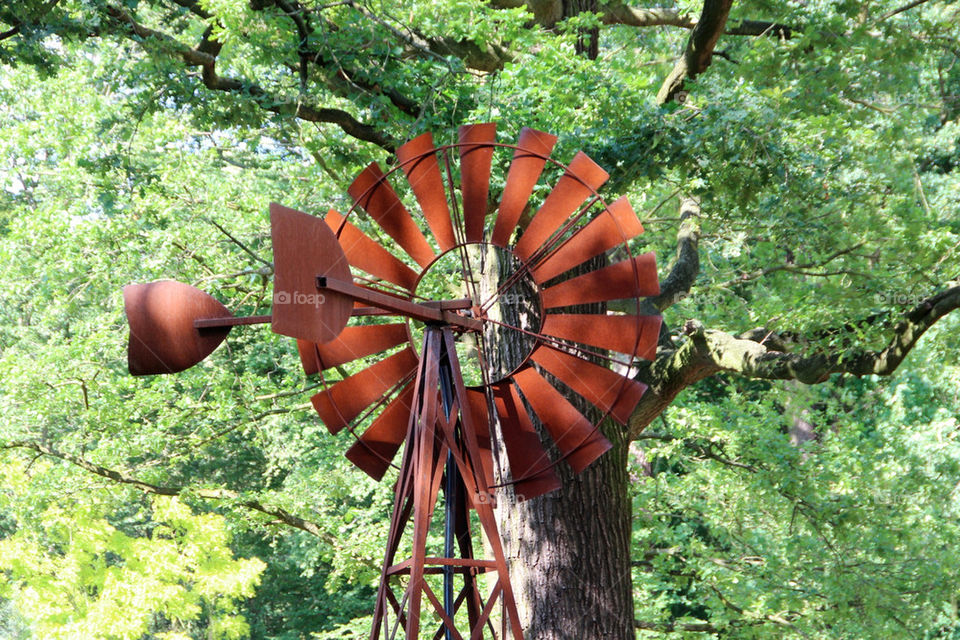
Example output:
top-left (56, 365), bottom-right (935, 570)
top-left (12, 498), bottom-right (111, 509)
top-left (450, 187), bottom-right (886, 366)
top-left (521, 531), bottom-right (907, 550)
top-left (396, 132), bottom-right (457, 252)
top-left (458, 123), bottom-right (497, 243)
top-left (491, 127), bottom-right (558, 248)
top-left (270, 203), bottom-right (353, 344)
top-left (541, 253), bottom-right (659, 309)
top-left (511, 367), bottom-right (612, 473)
top-left (123, 280), bottom-right (232, 376)
top-left (345, 384), bottom-right (415, 480)
top-left (314, 323), bottom-right (409, 370)
top-left (531, 196), bottom-right (644, 283)
top-left (311, 347), bottom-right (419, 434)
top-left (297, 324), bottom-right (410, 375)
top-left (296, 338), bottom-right (320, 376)
top-left (463, 389), bottom-right (495, 494)
top-left (529, 346), bottom-right (647, 425)
top-left (325, 210), bottom-right (420, 291)
top-left (540, 313), bottom-right (662, 360)
top-left (513, 151), bottom-right (609, 262)
top-left (491, 383), bottom-right (562, 500)
top-left (348, 162), bottom-right (435, 268)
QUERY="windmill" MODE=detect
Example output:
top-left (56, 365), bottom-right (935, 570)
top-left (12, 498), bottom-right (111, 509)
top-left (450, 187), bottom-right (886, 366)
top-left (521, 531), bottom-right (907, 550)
top-left (123, 124), bottom-right (662, 639)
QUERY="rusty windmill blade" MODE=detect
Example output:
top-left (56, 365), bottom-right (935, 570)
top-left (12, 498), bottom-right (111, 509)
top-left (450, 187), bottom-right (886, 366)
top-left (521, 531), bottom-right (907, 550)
top-left (346, 383), bottom-right (416, 481)
top-left (458, 123), bottom-right (497, 243)
top-left (123, 280), bottom-right (234, 376)
top-left (511, 366), bottom-right (613, 474)
top-left (297, 324), bottom-right (410, 375)
top-left (513, 151), bottom-right (610, 262)
top-left (531, 196), bottom-right (645, 284)
top-left (463, 388), bottom-right (497, 492)
top-left (396, 132), bottom-right (458, 253)
top-left (491, 127), bottom-right (559, 248)
top-left (541, 252), bottom-right (660, 309)
top-left (324, 210), bottom-right (420, 292)
top-left (311, 346), bottom-right (420, 434)
top-left (490, 383), bottom-right (563, 500)
top-left (540, 313), bottom-right (663, 361)
top-left (348, 162), bottom-right (436, 269)
top-left (529, 345), bottom-right (647, 426)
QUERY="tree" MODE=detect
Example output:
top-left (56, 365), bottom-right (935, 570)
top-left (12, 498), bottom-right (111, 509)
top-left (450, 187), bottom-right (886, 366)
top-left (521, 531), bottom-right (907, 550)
top-left (2, 0), bottom-right (960, 638)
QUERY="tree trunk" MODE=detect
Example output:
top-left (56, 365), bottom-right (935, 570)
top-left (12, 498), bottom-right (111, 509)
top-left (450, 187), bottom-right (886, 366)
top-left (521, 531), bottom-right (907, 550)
top-left (495, 424), bottom-right (634, 639)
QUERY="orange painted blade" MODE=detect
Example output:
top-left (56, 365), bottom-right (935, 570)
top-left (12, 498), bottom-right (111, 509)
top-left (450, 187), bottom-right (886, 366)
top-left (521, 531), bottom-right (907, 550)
top-left (529, 346), bottom-right (647, 425)
top-left (324, 210), bottom-right (419, 291)
top-left (271, 204), bottom-right (353, 344)
top-left (123, 280), bottom-right (232, 376)
top-left (396, 132), bottom-right (457, 252)
top-left (348, 163), bottom-right (435, 268)
top-left (531, 196), bottom-right (644, 283)
top-left (513, 152), bottom-right (609, 262)
top-left (491, 127), bottom-right (558, 248)
top-left (491, 383), bottom-right (562, 500)
top-left (297, 338), bottom-right (320, 375)
top-left (311, 347), bottom-right (419, 434)
top-left (345, 384), bottom-right (415, 480)
top-left (313, 323), bottom-right (409, 370)
top-left (458, 123), bottom-right (497, 242)
top-left (511, 367), bottom-right (612, 473)
top-left (541, 253), bottom-right (659, 309)
top-left (541, 313), bottom-right (662, 361)
top-left (464, 389), bottom-right (496, 492)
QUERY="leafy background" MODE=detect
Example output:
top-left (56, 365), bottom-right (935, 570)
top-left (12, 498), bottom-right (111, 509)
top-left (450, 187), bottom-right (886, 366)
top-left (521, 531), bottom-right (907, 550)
top-left (1, 0), bottom-right (959, 637)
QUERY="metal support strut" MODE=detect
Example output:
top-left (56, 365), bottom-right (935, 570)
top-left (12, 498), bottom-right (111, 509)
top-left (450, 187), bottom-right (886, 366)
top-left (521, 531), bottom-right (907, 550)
top-left (369, 325), bottom-right (524, 640)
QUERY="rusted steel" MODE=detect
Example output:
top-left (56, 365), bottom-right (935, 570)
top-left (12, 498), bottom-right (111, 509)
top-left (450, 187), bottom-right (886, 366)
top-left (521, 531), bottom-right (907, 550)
top-left (316, 277), bottom-right (482, 332)
top-left (325, 209), bottom-right (420, 291)
top-left (123, 280), bottom-right (233, 376)
top-left (296, 338), bottom-right (321, 376)
top-left (311, 347), bottom-right (419, 434)
top-left (463, 389), bottom-right (496, 491)
top-left (541, 252), bottom-right (660, 309)
top-left (346, 384), bottom-right (416, 480)
top-left (511, 366), bottom-right (613, 473)
top-left (513, 151), bottom-right (610, 261)
top-left (531, 196), bottom-right (644, 283)
top-left (348, 162), bottom-right (436, 268)
top-left (530, 345), bottom-right (647, 425)
top-left (396, 132), bottom-right (457, 252)
top-left (193, 314), bottom-right (271, 329)
top-left (458, 123), bottom-right (497, 243)
top-left (491, 127), bottom-right (558, 248)
top-left (540, 312), bottom-right (662, 360)
top-left (312, 323), bottom-right (409, 370)
top-left (270, 203), bottom-right (353, 344)
top-left (491, 383), bottom-right (562, 499)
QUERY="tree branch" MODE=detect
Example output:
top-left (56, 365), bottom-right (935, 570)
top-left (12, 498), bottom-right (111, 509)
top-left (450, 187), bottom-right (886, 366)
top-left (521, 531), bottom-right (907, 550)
top-left (657, 0), bottom-right (734, 105)
top-left (3, 439), bottom-right (336, 542)
top-left (489, 1), bottom-right (794, 38)
top-left (876, 0), bottom-right (935, 22)
top-left (348, 1), bottom-right (511, 72)
top-left (104, 5), bottom-right (396, 152)
top-left (648, 196), bottom-right (701, 311)
top-left (630, 285), bottom-right (960, 437)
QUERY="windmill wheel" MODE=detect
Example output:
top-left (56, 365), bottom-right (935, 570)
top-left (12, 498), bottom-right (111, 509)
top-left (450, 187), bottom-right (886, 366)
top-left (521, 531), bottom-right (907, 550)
top-left (290, 124), bottom-right (662, 500)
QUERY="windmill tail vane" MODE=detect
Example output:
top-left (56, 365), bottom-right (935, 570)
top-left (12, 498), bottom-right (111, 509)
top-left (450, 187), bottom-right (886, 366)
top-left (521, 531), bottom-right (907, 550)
top-left (122, 124), bottom-right (662, 639)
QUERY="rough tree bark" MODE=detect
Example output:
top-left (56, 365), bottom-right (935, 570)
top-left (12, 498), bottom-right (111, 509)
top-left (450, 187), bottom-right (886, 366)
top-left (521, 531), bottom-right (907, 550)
top-left (496, 423), bottom-right (633, 639)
